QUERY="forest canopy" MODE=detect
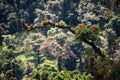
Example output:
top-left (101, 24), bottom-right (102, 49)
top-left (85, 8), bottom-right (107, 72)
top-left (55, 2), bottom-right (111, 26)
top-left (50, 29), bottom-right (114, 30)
top-left (0, 0), bottom-right (120, 80)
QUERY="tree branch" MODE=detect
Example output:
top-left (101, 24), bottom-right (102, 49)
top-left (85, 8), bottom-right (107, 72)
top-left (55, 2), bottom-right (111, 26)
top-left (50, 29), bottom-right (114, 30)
top-left (22, 20), bottom-right (75, 34)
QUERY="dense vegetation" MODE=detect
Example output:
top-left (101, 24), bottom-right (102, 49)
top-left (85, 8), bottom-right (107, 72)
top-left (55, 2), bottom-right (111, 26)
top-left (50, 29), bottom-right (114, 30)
top-left (0, 0), bottom-right (120, 80)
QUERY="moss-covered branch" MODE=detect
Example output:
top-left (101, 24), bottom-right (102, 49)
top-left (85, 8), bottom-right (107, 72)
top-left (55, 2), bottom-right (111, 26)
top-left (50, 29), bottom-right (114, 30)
top-left (22, 20), bottom-right (75, 34)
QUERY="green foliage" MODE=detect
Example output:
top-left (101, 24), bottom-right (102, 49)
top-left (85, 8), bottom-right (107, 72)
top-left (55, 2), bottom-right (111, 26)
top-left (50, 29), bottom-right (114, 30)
top-left (0, 31), bottom-right (46, 79)
top-left (57, 20), bottom-right (67, 27)
top-left (52, 70), bottom-right (85, 80)
top-left (33, 57), bottom-right (58, 80)
top-left (33, 70), bottom-right (90, 80)
top-left (75, 24), bottom-right (100, 42)
top-left (0, 49), bottom-right (24, 80)
top-left (87, 59), bottom-right (120, 80)
top-left (83, 47), bottom-right (95, 60)
top-left (105, 61), bottom-right (120, 80)
top-left (0, 23), bottom-right (9, 35)
top-left (33, 70), bottom-right (49, 80)
top-left (0, 72), bottom-right (5, 80)
top-left (47, 27), bottom-right (64, 37)
top-left (0, 34), bottom-right (24, 79)
top-left (37, 58), bottom-right (58, 71)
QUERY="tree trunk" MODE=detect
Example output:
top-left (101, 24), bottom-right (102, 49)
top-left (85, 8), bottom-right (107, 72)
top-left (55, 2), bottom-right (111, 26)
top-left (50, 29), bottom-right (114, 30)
top-left (83, 39), bottom-right (105, 58)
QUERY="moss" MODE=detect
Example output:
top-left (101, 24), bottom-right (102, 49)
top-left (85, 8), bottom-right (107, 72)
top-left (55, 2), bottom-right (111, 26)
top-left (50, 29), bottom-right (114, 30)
top-left (74, 23), bottom-right (86, 33)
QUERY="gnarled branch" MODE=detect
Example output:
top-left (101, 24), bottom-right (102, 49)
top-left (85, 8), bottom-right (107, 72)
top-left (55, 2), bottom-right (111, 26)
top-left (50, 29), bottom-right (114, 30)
top-left (22, 20), bottom-right (75, 34)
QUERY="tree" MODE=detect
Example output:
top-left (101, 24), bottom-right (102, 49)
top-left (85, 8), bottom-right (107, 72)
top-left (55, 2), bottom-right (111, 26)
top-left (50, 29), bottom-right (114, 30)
top-left (0, 50), bottom-right (24, 80)
top-left (0, 34), bottom-right (24, 80)
top-left (23, 19), bottom-right (106, 58)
